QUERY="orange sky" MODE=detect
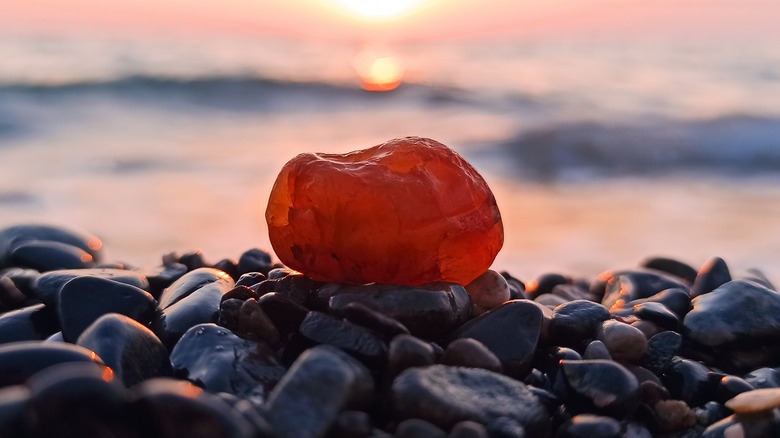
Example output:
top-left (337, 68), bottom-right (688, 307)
top-left (2, 0), bottom-right (778, 42)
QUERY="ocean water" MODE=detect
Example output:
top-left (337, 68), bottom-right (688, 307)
top-left (1, 33), bottom-right (779, 282)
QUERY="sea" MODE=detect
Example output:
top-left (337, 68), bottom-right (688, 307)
top-left (1, 32), bottom-right (779, 283)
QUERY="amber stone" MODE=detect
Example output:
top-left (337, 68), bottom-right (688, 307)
top-left (265, 137), bottom-right (503, 286)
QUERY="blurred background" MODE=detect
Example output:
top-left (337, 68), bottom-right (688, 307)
top-left (1, 0), bottom-right (779, 281)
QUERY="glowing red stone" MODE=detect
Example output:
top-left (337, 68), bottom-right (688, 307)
top-left (265, 137), bottom-right (504, 286)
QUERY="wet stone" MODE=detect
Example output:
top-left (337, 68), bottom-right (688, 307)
top-left (58, 276), bottom-right (157, 342)
top-left (642, 331), bottom-right (682, 374)
top-left (218, 298), bottom-right (243, 332)
top-left (596, 320), bottom-right (647, 363)
top-left (77, 313), bottom-right (173, 387)
top-left (170, 323), bottom-right (285, 400)
top-left (236, 272), bottom-right (266, 288)
top-left (391, 365), bottom-right (548, 434)
top-left (131, 377), bottom-right (255, 438)
top-left (387, 334), bottom-right (436, 378)
top-left (600, 269), bottom-right (688, 310)
top-left (322, 282), bottom-right (471, 340)
top-left (560, 359), bottom-right (640, 418)
top-left (32, 268), bottom-right (149, 308)
top-left (158, 267), bottom-right (234, 310)
top-left (298, 311), bottom-right (388, 368)
top-left (555, 414), bottom-right (623, 438)
top-left (440, 338), bottom-right (502, 373)
top-left (465, 269), bottom-right (510, 315)
top-left (264, 345), bottom-right (374, 438)
top-left (685, 280), bottom-right (780, 350)
top-left (0, 303), bottom-right (59, 344)
top-left (221, 285), bottom-right (259, 303)
top-left (448, 300), bottom-right (542, 378)
top-left (0, 341), bottom-right (105, 387)
top-left (690, 257), bottom-right (731, 298)
top-left (0, 224), bottom-right (103, 268)
top-left (640, 257), bottom-right (698, 284)
top-left (549, 300), bottom-right (610, 348)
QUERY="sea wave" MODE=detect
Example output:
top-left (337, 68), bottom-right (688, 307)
top-left (498, 116), bottom-right (780, 180)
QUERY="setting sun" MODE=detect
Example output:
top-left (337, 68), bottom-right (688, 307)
top-left (332, 0), bottom-right (425, 19)
top-left (353, 47), bottom-right (405, 91)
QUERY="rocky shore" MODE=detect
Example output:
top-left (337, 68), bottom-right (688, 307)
top-left (1, 224), bottom-right (779, 437)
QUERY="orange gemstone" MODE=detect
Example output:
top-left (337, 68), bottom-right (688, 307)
top-left (265, 137), bottom-right (504, 286)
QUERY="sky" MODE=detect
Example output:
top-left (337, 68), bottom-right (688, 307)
top-left (2, 0), bottom-right (778, 42)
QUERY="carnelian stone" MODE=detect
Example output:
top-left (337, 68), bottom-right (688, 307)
top-left (265, 137), bottom-right (504, 286)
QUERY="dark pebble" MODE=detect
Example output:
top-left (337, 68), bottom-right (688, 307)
top-left (690, 257), bottom-right (731, 298)
top-left (0, 385), bottom-right (29, 436)
top-left (0, 303), bottom-right (59, 344)
top-left (32, 268), bottom-right (149, 308)
top-left (212, 258), bottom-right (240, 281)
top-left (661, 358), bottom-right (713, 407)
top-left (642, 331), bottom-right (682, 374)
top-left (0, 224), bottom-right (103, 268)
top-left (236, 272), bottom-right (265, 288)
top-left (596, 320), bottom-right (647, 363)
top-left (744, 367), bottom-right (780, 389)
top-left (254, 273), bottom-right (321, 307)
top-left (330, 410), bottom-right (373, 438)
top-left (391, 365), bottom-right (548, 434)
top-left (158, 267), bottom-right (234, 309)
top-left (135, 262), bottom-right (187, 299)
top-left (448, 300), bottom-right (542, 378)
top-left (449, 421), bottom-right (488, 438)
top-left (440, 338), bottom-right (503, 373)
top-left (633, 302), bottom-right (679, 330)
top-left (58, 276), bottom-right (157, 342)
top-left (176, 250), bottom-right (209, 271)
top-left (387, 334), bottom-right (436, 378)
top-left (237, 298), bottom-right (280, 345)
top-left (560, 359), bottom-right (640, 418)
top-left (237, 248), bottom-right (273, 277)
top-left (170, 323), bottom-right (285, 400)
top-left (77, 313), bottom-right (173, 387)
top-left (256, 292), bottom-right (309, 335)
top-left (485, 417), bottom-right (525, 438)
top-left (9, 240), bottom-right (95, 272)
top-left (264, 345), bottom-right (374, 438)
top-left (583, 340), bottom-right (612, 360)
top-left (549, 300), bottom-right (610, 348)
top-left (717, 375), bottom-right (755, 403)
top-left (617, 287), bottom-right (691, 318)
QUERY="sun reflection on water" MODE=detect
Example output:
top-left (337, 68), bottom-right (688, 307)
top-left (353, 48), bottom-right (405, 92)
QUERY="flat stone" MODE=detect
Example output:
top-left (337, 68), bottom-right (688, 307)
top-left (9, 241), bottom-right (95, 272)
top-left (322, 282), bottom-right (471, 340)
top-left (440, 338), bottom-right (502, 373)
top-left (600, 269), bottom-right (688, 310)
top-left (725, 388), bottom-right (780, 415)
top-left (447, 300), bottom-right (542, 377)
top-left (170, 323), bottom-right (285, 401)
top-left (298, 311), bottom-right (388, 368)
top-left (0, 224), bottom-right (103, 268)
top-left (0, 303), bottom-right (59, 344)
top-left (264, 345), bottom-right (374, 438)
top-left (391, 365), bottom-right (548, 434)
top-left (0, 341), bottom-right (104, 387)
top-left (640, 256), bottom-right (698, 284)
top-left (158, 267), bottom-right (234, 310)
top-left (549, 300), bottom-right (610, 347)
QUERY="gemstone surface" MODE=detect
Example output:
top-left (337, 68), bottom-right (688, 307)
top-left (266, 137), bottom-right (503, 286)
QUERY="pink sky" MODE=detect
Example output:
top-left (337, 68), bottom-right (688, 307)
top-left (2, 0), bottom-right (778, 42)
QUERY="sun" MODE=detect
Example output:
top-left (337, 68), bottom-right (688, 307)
top-left (332, 0), bottom-right (425, 20)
